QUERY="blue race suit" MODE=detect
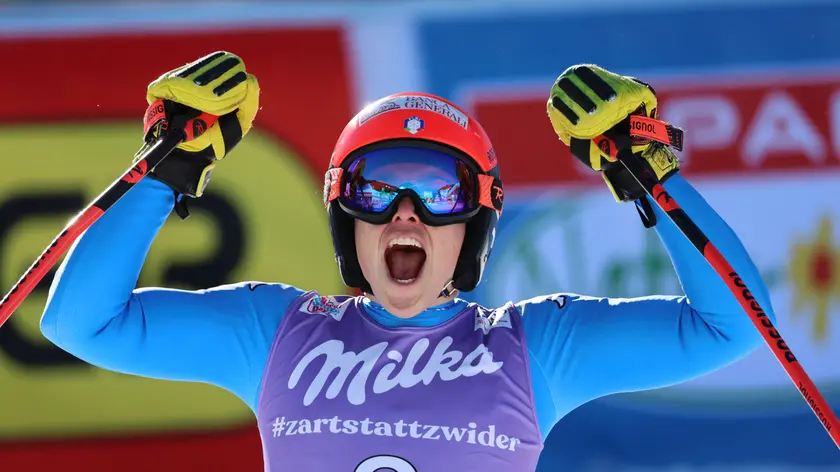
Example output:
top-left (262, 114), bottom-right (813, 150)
top-left (40, 173), bottom-right (774, 469)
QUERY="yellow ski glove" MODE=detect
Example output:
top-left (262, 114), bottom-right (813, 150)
top-left (547, 64), bottom-right (682, 203)
top-left (137, 51), bottom-right (260, 216)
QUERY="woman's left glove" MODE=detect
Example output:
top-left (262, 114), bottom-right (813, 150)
top-left (547, 64), bottom-right (683, 203)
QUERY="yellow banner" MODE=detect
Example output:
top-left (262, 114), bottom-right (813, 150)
top-left (0, 122), bottom-right (345, 440)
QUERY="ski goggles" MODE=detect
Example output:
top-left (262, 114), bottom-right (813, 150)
top-left (324, 144), bottom-right (503, 226)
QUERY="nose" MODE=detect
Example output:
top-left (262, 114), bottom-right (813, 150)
top-left (391, 196), bottom-right (419, 223)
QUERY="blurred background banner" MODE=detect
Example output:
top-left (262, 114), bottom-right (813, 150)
top-left (2, 1), bottom-right (840, 471)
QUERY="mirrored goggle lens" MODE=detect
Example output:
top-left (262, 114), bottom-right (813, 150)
top-left (341, 147), bottom-right (476, 215)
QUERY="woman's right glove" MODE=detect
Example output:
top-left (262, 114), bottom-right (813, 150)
top-left (136, 51), bottom-right (260, 218)
top-left (547, 64), bottom-right (682, 204)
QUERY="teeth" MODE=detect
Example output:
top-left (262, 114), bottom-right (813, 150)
top-left (394, 278), bottom-right (416, 284)
top-left (388, 237), bottom-right (423, 249)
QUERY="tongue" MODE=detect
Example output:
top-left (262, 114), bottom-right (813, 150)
top-left (386, 246), bottom-right (426, 281)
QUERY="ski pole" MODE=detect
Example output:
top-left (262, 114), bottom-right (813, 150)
top-left (609, 116), bottom-right (840, 449)
top-left (0, 101), bottom-right (215, 328)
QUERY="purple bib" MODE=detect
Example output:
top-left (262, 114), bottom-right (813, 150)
top-left (256, 291), bottom-right (542, 471)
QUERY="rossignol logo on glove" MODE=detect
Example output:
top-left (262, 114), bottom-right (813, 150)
top-left (192, 118), bottom-right (208, 139)
top-left (145, 101), bottom-right (165, 128)
top-left (631, 115), bottom-right (658, 134)
top-left (595, 136), bottom-right (614, 159)
top-left (288, 337), bottom-right (503, 406)
top-left (629, 115), bottom-right (684, 151)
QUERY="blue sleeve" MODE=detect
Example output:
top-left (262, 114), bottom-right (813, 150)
top-left (520, 174), bottom-right (776, 429)
top-left (40, 177), bottom-right (305, 413)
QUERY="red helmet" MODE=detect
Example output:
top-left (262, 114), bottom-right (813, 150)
top-left (324, 92), bottom-right (503, 294)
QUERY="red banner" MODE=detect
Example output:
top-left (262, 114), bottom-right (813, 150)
top-left (469, 73), bottom-right (840, 187)
top-left (0, 26), bottom-right (353, 179)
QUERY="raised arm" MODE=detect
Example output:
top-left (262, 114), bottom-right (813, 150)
top-left (40, 51), bottom-right (303, 412)
top-left (522, 64), bottom-right (775, 428)
top-left (520, 174), bottom-right (775, 422)
top-left (40, 177), bottom-right (304, 411)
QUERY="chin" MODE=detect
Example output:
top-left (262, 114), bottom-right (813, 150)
top-left (374, 275), bottom-right (431, 318)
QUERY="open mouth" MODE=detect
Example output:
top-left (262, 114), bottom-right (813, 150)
top-left (384, 237), bottom-right (427, 284)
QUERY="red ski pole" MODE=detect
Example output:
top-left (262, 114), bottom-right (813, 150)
top-left (609, 115), bottom-right (840, 449)
top-left (0, 101), bottom-right (215, 329)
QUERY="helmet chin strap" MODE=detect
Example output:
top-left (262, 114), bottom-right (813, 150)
top-left (439, 280), bottom-right (456, 298)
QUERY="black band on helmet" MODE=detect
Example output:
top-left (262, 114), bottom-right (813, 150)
top-left (327, 198), bottom-right (372, 294)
